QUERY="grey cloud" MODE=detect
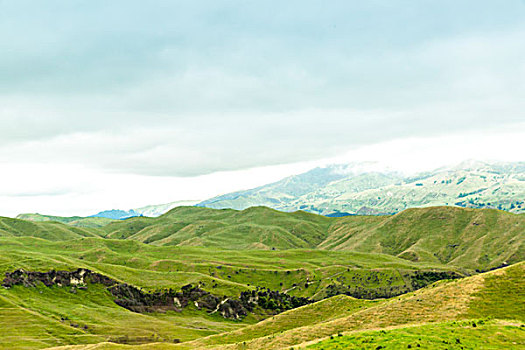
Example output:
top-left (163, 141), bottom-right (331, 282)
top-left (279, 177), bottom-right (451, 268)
top-left (0, 1), bottom-right (524, 176)
top-left (2, 104), bottom-right (523, 177)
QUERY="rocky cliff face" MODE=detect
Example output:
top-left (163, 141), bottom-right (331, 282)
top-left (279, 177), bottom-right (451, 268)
top-left (2, 268), bottom-right (310, 320)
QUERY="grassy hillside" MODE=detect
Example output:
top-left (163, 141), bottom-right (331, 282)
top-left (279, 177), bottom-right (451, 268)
top-left (0, 217), bottom-right (106, 240)
top-left (4, 206), bottom-right (525, 272)
top-left (183, 262), bottom-right (524, 350)
top-left (322, 206), bottom-right (525, 270)
top-left (16, 213), bottom-right (116, 228)
top-left (176, 295), bottom-right (377, 347)
top-left (49, 262), bottom-right (523, 350)
top-left (0, 236), bottom-right (450, 300)
top-left (102, 206), bottom-right (332, 250)
top-left (307, 319), bottom-right (524, 349)
top-left (0, 205), bottom-right (522, 349)
top-left (0, 234), bottom-right (463, 349)
top-left (0, 279), bottom-right (248, 350)
top-left (109, 206), bottom-right (524, 270)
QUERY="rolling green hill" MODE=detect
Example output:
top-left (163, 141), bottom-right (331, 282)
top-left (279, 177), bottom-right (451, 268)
top-left (0, 234), bottom-right (461, 349)
top-left (184, 262), bottom-right (524, 350)
top-left (4, 206), bottom-right (525, 272)
top-left (45, 262), bottom-right (523, 350)
top-left (102, 206), bottom-right (525, 271)
top-left (0, 205), bottom-right (522, 349)
top-left (125, 206), bottom-right (332, 250)
top-left (0, 217), bottom-right (106, 240)
top-left (16, 213), bottom-right (116, 228)
top-left (322, 206), bottom-right (525, 269)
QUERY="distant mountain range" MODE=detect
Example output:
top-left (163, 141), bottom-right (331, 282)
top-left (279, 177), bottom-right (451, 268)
top-left (89, 200), bottom-right (200, 219)
top-left (17, 200), bottom-right (200, 223)
top-left (198, 160), bottom-right (525, 215)
top-left (17, 161), bottom-right (525, 220)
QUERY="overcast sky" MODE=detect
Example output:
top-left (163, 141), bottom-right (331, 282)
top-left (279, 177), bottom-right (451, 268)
top-left (1, 1), bottom-right (524, 216)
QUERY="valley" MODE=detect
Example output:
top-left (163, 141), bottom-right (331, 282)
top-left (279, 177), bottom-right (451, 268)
top-left (0, 205), bottom-right (523, 349)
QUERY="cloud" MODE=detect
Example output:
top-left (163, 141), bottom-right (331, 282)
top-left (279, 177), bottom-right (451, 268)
top-left (2, 105), bottom-right (523, 177)
top-left (1, 126), bottom-right (523, 217)
top-left (0, 0), bottom-right (524, 209)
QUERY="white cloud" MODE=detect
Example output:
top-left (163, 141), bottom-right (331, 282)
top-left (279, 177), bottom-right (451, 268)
top-left (1, 124), bottom-right (523, 217)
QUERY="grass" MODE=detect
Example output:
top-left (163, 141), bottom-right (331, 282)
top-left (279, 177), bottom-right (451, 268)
top-left (15, 214), bottom-right (116, 228)
top-left (40, 263), bottom-right (525, 350)
top-left (0, 206), bottom-right (522, 349)
top-left (325, 206), bottom-right (524, 270)
top-left (0, 235), bottom-right (458, 349)
top-left (307, 319), bottom-right (525, 349)
top-left (180, 263), bottom-right (523, 350)
top-left (0, 236), bottom-right (450, 299)
top-left (187, 295), bottom-right (377, 347)
top-left (0, 217), bottom-right (107, 240)
top-left (0, 283), bottom-right (248, 350)
top-left (465, 261), bottom-right (525, 321)
top-left (5, 206), bottom-right (524, 272)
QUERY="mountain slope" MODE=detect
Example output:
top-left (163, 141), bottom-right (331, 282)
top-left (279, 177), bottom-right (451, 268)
top-left (199, 161), bottom-right (525, 215)
top-left (134, 200), bottom-right (200, 217)
top-left (199, 164), bottom-right (401, 212)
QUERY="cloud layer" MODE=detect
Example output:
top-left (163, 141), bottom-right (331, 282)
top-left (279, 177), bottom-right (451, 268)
top-left (0, 1), bottom-right (524, 214)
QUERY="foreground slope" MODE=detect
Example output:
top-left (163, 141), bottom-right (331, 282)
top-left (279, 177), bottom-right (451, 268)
top-left (45, 262), bottom-right (524, 350)
top-left (189, 262), bottom-right (524, 349)
top-left (0, 280), bottom-right (247, 350)
top-left (307, 319), bottom-right (524, 349)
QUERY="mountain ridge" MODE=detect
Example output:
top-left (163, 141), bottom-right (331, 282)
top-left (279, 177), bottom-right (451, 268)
top-left (199, 160), bottom-right (525, 215)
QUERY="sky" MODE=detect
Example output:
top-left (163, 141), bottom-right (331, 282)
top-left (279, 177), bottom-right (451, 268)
top-left (1, 0), bottom-right (524, 216)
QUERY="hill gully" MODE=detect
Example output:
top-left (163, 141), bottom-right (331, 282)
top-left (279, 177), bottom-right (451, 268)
top-left (2, 268), bottom-right (310, 320)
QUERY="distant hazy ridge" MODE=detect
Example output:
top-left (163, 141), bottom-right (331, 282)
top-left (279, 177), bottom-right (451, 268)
top-left (199, 160), bottom-right (525, 215)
